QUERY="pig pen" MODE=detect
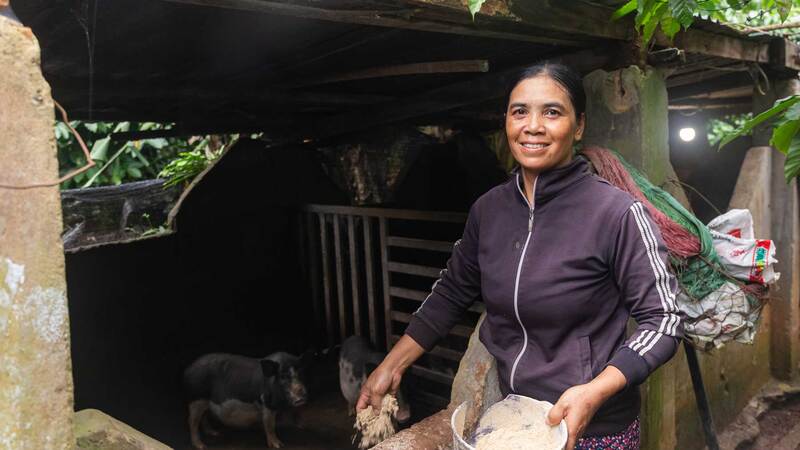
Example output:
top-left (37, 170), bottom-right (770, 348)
top-left (64, 137), bottom-right (494, 449)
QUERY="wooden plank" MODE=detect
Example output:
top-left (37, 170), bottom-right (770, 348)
top-left (303, 204), bottom-right (466, 223)
top-left (347, 215), bottom-right (361, 337)
top-left (161, 0), bottom-right (591, 46)
top-left (333, 215), bottom-right (347, 341)
top-left (318, 213), bottom-right (335, 347)
top-left (287, 60), bottom-right (490, 88)
top-left (410, 364), bottom-right (454, 385)
top-left (389, 286), bottom-right (484, 314)
top-left (363, 216), bottom-right (378, 347)
top-left (305, 213), bottom-right (323, 345)
top-left (306, 48), bottom-right (609, 139)
top-left (656, 28), bottom-right (769, 64)
top-left (387, 236), bottom-right (454, 253)
top-left (668, 72), bottom-right (754, 101)
top-left (387, 262), bottom-right (443, 278)
top-left (390, 311), bottom-right (473, 338)
top-left (390, 286), bottom-right (429, 302)
top-left (379, 217), bottom-right (392, 351)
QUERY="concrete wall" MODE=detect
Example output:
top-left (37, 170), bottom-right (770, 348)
top-left (675, 147), bottom-right (775, 449)
top-left (0, 16), bottom-right (74, 449)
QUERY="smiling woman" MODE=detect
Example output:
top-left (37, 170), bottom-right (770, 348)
top-left (358, 63), bottom-right (682, 450)
top-left (505, 64), bottom-right (586, 203)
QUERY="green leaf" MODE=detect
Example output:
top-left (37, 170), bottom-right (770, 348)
top-left (55, 122), bottom-right (71, 141)
top-left (611, 0), bottom-right (637, 20)
top-left (771, 119), bottom-right (800, 154)
top-left (719, 95), bottom-right (800, 149)
top-left (642, 2), bottom-right (668, 42)
top-left (669, 0), bottom-right (696, 29)
top-left (467, 0), bottom-right (485, 19)
top-left (143, 138), bottom-right (169, 149)
top-left (113, 122), bottom-right (131, 133)
top-left (127, 166), bottom-right (143, 178)
top-left (785, 102), bottom-right (800, 121)
top-left (90, 137), bottom-right (111, 161)
top-left (84, 123), bottom-right (98, 133)
top-left (660, 15), bottom-right (681, 40)
top-left (784, 137), bottom-right (800, 183)
top-left (776, 0), bottom-right (791, 22)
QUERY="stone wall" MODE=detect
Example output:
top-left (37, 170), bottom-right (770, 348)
top-left (675, 147), bottom-right (775, 449)
top-left (0, 16), bottom-right (74, 449)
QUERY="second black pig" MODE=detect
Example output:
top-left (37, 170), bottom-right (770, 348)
top-left (338, 336), bottom-right (411, 423)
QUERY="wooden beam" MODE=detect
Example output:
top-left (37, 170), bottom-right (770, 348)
top-left (302, 48), bottom-right (609, 140)
top-left (655, 28), bottom-right (770, 64)
top-left (160, 0), bottom-right (592, 46)
top-left (668, 72), bottom-right (754, 101)
top-left (770, 38), bottom-right (800, 72)
top-left (286, 59), bottom-right (489, 88)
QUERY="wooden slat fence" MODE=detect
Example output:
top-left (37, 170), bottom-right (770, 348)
top-left (300, 204), bottom-right (483, 408)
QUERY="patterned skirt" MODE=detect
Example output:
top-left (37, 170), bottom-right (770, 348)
top-left (574, 417), bottom-right (640, 450)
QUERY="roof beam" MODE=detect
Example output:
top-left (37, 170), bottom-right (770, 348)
top-left (160, 0), bottom-right (592, 46)
top-left (284, 59), bottom-right (489, 88)
top-left (301, 48), bottom-right (609, 140)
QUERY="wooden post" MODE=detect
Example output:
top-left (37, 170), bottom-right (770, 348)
top-left (583, 66), bottom-right (677, 450)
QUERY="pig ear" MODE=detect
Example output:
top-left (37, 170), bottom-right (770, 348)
top-left (260, 359), bottom-right (279, 378)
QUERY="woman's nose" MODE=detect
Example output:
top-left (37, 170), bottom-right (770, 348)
top-left (523, 115), bottom-right (544, 133)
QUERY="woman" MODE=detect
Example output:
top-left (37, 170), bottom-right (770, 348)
top-left (357, 63), bottom-right (682, 450)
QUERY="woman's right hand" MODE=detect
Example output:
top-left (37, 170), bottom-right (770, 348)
top-left (356, 362), bottom-right (403, 413)
top-left (356, 334), bottom-right (425, 413)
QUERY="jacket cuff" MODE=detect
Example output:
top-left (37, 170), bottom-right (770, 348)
top-left (405, 316), bottom-right (440, 352)
top-left (607, 347), bottom-right (650, 387)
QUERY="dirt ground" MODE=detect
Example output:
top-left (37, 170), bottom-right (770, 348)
top-left (173, 392), bottom-right (356, 450)
top-left (748, 396), bottom-right (800, 450)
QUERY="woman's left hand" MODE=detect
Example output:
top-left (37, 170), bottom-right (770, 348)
top-left (545, 383), bottom-right (602, 450)
top-left (546, 365), bottom-right (627, 450)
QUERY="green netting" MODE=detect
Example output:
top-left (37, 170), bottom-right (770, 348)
top-left (612, 151), bottom-right (727, 300)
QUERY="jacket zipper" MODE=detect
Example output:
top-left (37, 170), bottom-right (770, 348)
top-left (510, 174), bottom-right (536, 392)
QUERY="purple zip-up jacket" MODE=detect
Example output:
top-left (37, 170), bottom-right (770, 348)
top-left (405, 157), bottom-right (682, 436)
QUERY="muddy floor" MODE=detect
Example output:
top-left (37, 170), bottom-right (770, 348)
top-left (749, 395), bottom-right (800, 450)
top-left (172, 391), bottom-right (356, 450)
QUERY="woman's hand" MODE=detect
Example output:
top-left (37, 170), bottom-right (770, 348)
top-left (546, 365), bottom-right (627, 450)
top-left (356, 363), bottom-right (403, 412)
top-left (355, 334), bottom-right (425, 413)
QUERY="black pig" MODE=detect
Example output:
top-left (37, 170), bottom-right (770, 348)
top-left (183, 351), bottom-right (311, 449)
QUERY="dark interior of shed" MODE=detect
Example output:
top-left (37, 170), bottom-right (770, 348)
top-left (64, 136), bottom-right (503, 448)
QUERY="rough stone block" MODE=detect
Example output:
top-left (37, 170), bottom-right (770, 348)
top-left (0, 15), bottom-right (73, 449)
top-left (74, 409), bottom-right (171, 450)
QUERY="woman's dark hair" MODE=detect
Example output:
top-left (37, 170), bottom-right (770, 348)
top-left (506, 62), bottom-right (586, 118)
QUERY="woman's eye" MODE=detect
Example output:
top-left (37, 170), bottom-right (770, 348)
top-left (544, 109), bottom-right (560, 117)
top-left (512, 108), bottom-right (527, 117)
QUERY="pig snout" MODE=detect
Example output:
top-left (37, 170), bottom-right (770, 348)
top-left (283, 367), bottom-right (308, 407)
top-left (288, 379), bottom-right (308, 407)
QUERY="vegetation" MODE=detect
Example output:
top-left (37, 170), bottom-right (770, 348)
top-left (56, 121), bottom-right (232, 190)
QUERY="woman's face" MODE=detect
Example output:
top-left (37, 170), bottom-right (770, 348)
top-left (505, 75), bottom-right (585, 175)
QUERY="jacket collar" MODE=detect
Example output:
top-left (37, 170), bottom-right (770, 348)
top-left (513, 156), bottom-right (590, 207)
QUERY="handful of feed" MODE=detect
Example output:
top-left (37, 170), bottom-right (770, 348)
top-left (353, 394), bottom-right (399, 449)
top-left (469, 395), bottom-right (565, 450)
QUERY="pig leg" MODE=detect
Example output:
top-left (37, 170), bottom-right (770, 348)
top-left (200, 412), bottom-right (222, 437)
top-left (188, 399), bottom-right (209, 449)
top-left (261, 407), bottom-right (283, 448)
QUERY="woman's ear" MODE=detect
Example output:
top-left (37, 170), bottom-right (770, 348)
top-left (575, 113), bottom-right (586, 141)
